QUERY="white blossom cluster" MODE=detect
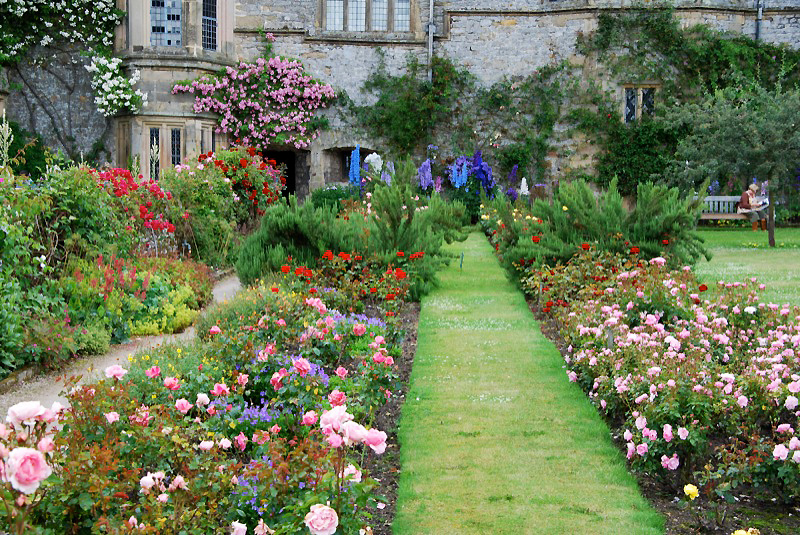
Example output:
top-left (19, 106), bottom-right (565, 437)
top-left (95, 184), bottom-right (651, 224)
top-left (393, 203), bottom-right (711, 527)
top-left (0, 0), bottom-right (122, 63)
top-left (86, 55), bottom-right (147, 117)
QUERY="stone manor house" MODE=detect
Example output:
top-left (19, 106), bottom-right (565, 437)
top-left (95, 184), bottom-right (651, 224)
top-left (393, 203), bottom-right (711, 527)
top-left (3, 0), bottom-right (800, 196)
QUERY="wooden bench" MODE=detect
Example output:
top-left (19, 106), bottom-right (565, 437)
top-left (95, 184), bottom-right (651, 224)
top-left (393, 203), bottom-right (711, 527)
top-left (697, 195), bottom-right (748, 221)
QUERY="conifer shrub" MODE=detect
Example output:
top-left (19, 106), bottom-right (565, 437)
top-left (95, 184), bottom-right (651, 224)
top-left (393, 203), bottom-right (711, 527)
top-left (483, 178), bottom-right (709, 282)
top-left (235, 197), bottom-right (361, 285)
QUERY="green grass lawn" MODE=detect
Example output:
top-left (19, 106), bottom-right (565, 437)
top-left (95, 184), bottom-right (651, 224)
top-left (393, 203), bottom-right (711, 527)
top-left (393, 233), bottom-right (663, 535)
top-left (694, 227), bottom-right (800, 305)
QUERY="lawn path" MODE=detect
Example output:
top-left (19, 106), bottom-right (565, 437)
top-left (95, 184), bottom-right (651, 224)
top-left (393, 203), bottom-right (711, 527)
top-left (393, 232), bottom-right (663, 534)
top-left (0, 274), bottom-right (241, 415)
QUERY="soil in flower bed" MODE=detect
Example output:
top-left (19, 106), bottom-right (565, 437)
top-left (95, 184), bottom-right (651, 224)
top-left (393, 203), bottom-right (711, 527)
top-left (362, 302), bottom-right (419, 535)
top-left (531, 299), bottom-right (800, 535)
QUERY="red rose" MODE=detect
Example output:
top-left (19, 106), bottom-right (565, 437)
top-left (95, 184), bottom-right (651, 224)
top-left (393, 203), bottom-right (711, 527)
top-left (396, 251), bottom-right (404, 257)
top-left (630, 246), bottom-right (640, 254)
top-left (281, 265), bottom-right (291, 273)
top-left (532, 236), bottom-right (541, 243)
top-left (581, 243), bottom-right (590, 250)
top-left (662, 239), bottom-right (669, 245)
top-left (699, 284), bottom-right (708, 292)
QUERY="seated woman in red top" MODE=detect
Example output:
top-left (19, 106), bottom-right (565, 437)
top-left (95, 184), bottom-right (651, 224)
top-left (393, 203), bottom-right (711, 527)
top-left (738, 183), bottom-right (767, 231)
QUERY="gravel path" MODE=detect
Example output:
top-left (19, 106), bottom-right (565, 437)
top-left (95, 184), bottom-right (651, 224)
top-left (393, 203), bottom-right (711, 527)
top-left (0, 274), bottom-right (241, 414)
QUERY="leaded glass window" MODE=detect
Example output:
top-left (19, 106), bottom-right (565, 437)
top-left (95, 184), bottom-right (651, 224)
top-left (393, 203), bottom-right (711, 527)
top-left (625, 88), bottom-right (637, 124)
top-left (325, 0), bottom-right (411, 32)
top-left (641, 88), bottom-right (655, 116)
top-left (151, 0), bottom-right (181, 47)
top-left (202, 0), bottom-right (217, 51)
top-left (171, 128), bottom-right (182, 166)
top-left (149, 127), bottom-right (160, 178)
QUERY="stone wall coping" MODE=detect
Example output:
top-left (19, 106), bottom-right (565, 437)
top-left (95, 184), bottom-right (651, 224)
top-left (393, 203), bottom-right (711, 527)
top-left (118, 55), bottom-right (235, 71)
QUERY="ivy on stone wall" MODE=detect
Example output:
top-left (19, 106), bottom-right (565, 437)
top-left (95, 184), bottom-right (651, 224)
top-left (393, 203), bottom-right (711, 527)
top-left (571, 6), bottom-right (800, 194)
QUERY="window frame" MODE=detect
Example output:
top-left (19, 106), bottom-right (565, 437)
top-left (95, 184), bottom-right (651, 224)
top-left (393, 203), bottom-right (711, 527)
top-left (150, 0), bottom-right (183, 48)
top-left (321, 0), bottom-right (412, 33)
top-left (202, 0), bottom-right (218, 51)
top-left (622, 84), bottom-right (659, 124)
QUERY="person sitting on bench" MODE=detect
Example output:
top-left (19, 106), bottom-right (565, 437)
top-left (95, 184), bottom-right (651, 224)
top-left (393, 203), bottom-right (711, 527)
top-left (738, 183), bottom-right (767, 231)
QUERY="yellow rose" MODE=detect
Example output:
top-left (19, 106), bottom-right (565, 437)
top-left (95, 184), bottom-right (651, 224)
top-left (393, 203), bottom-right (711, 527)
top-left (562, 205), bottom-right (568, 211)
top-left (683, 484), bottom-right (699, 500)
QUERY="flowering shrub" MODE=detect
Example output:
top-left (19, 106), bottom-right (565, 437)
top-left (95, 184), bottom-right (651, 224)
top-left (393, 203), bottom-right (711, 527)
top-left (85, 54), bottom-right (147, 116)
top-left (0, 0), bottom-right (123, 64)
top-left (173, 38), bottom-right (335, 149)
top-left (537, 250), bottom-right (800, 502)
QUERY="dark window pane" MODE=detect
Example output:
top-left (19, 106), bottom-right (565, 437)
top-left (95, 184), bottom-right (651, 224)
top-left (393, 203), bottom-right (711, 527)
top-left (171, 128), bottom-right (182, 166)
top-left (642, 88), bottom-right (655, 116)
top-left (625, 88), bottom-right (637, 123)
top-left (149, 128), bottom-right (160, 178)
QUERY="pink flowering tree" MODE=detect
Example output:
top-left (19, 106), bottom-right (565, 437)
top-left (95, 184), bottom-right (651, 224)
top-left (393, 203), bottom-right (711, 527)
top-left (172, 35), bottom-right (335, 149)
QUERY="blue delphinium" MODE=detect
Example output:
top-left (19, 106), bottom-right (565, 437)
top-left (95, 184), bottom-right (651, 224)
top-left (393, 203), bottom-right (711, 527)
top-left (471, 150), bottom-right (494, 197)
top-left (381, 160), bottom-right (394, 185)
top-left (348, 144), bottom-right (361, 186)
top-left (418, 159), bottom-right (433, 190)
top-left (508, 164), bottom-right (518, 185)
top-left (448, 156), bottom-right (469, 189)
top-left (505, 186), bottom-right (518, 202)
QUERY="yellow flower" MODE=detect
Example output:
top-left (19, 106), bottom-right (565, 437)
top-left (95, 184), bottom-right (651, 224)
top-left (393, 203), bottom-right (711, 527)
top-left (683, 484), bottom-right (699, 501)
top-left (562, 205), bottom-right (568, 211)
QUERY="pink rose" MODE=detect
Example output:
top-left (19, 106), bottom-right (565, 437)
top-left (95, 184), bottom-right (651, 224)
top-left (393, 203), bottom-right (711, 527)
top-left (663, 424), bottom-right (673, 443)
top-left (374, 335), bottom-right (385, 345)
top-left (105, 411), bottom-right (120, 424)
top-left (209, 325), bottom-right (221, 335)
top-left (211, 383), bottom-right (230, 397)
top-left (6, 448), bottom-right (52, 494)
top-left (678, 427), bottom-right (689, 440)
top-left (328, 389), bottom-right (346, 407)
top-left (636, 443), bottom-right (649, 456)
top-left (352, 323), bottom-right (366, 336)
top-left (104, 365), bottom-right (128, 380)
top-left (258, 344), bottom-right (276, 361)
top-left (196, 393), bottom-right (210, 406)
top-left (342, 464), bottom-right (362, 482)
top-left (175, 399), bottom-right (193, 414)
top-left (293, 358), bottom-right (311, 377)
top-left (163, 377), bottom-right (180, 390)
top-left (157, 493), bottom-right (168, 503)
top-left (774, 443), bottom-right (789, 461)
top-left (319, 405), bottom-right (353, 433)
top-left (340, 421), bottom-right (368, 445)
top-left (270, 424), bottom-right (281, 434)
top-left (237, 374), bottom-right (249, 386)
top-left (364, 428), bottom-right (387, 454)
top-left (235, 432), bottom-right (248, 451)
top-left (7, 401), bottom-right (46, 428)
top-left (219, 438), bottom-right (232, 450)
top-left (626, 442), bottom-right (635, 459)
top-left (326, 433), bottom-right (343, 448)
top-left (304, 504), bottom-right (339, 535)
top-left (334, 367), bottom-right (348, 379)
top-left (168, 475), bottom-right (188, 491)
top-left (777, 423), bottom-right (794, 433)
top-left (270, 372), bottom-right (283, 390)
top-left (302, 411), bottom-right (318, 426)
top-left (372, 352), bottom-right (386, 364)
top-left (660, 453), bottom-right (680, 470)
top-left (736, 395), bottom-right (748, 408)
top-left (198, 441), bottom-right (214, 451)
top-left (37, 437), bottom-right (55, 453)
top-left (145, 366), bottom-right (161, 378)
top-left (231, 521), bottom-right (247, 535)
top-left (786, 396), bottom-right (799, 410)
top-left (276, 318), bottom-right (286, 327)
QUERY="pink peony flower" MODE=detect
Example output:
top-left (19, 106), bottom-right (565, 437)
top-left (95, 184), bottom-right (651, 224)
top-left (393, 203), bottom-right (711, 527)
top-left (211, 383), bottom-right (230, 397)
top-left (334, 366), bottom-right (348, 379)
top-left (304, 504), bottom-right (339, 535)
top-left (175, 399), bottom-right (193, 414)
top-left (302, 411), bottom-right (318, 426)
top-left (293, 358), bottom-right (311, 377)
top-left (105, 411), bottom-right (120, 424)
top-left (163, 377), bottom-right (180, 390)
top-left (364, 428), bottom-right (387, 454)
top-left (231, 521), bottom-right (248, 535)
top-left (104, 365), bottom-right (128, 380)
top-left (328, 389), bottom-right (346, 407)
top-left (145, 366), bottom-right (161, 378)
top-left (352, 323), bottom-right (367, 336)
top-left (6, 448), bottom-right (52, 494)
top-left (209, 325), bottom-right (221, 335)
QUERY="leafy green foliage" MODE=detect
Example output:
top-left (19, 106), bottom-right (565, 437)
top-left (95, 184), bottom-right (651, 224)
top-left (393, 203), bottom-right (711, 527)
top-left (308, 184), bottom-right (362, 212)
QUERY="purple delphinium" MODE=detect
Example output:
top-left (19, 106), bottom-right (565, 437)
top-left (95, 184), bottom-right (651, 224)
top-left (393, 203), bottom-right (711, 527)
top-left (418, 159), bottom-right (434, 190)
top-left (505, 186), bottom-right (518, 202)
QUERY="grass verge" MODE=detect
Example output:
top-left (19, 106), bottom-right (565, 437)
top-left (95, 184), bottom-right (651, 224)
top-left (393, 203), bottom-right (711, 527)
top-left (393, 232), bottom-right (663, 534)
top-left (695, 228), bottom-right (800, 305)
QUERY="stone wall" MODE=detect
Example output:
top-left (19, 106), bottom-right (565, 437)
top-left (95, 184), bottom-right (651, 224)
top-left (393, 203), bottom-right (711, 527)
top-left (5, 47), bottom-right (114, 164)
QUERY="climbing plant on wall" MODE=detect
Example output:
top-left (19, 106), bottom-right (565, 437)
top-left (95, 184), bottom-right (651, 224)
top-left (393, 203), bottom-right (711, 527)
top-left (570, 5), bottom-right (800, 194)
top-left (0, 0), bottom-right (123, 65)
top-left (173, 34), bottom-right (335, 149)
